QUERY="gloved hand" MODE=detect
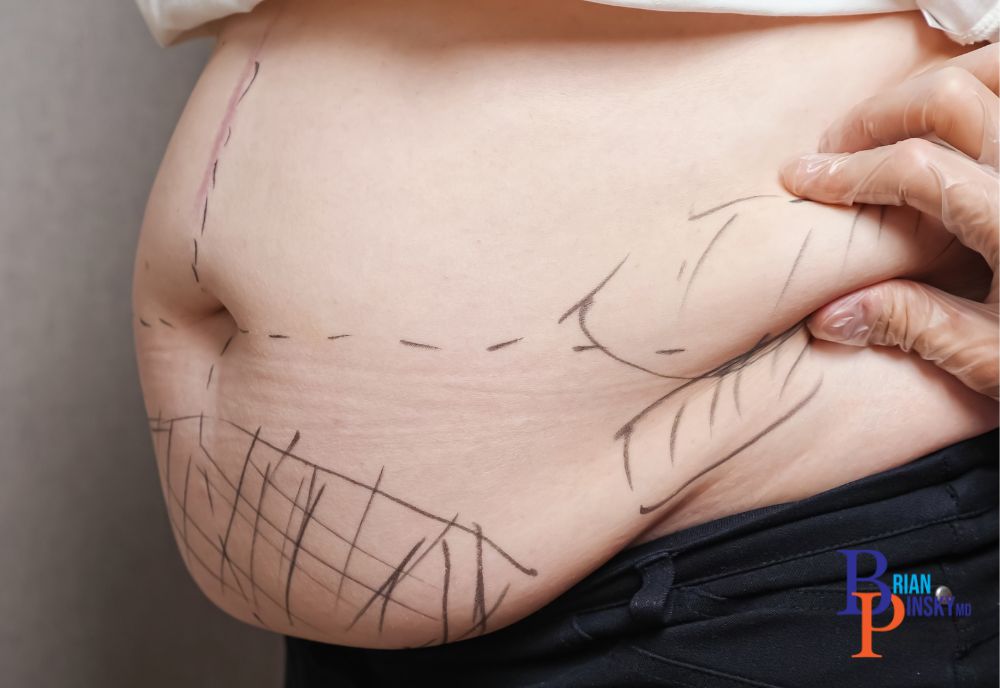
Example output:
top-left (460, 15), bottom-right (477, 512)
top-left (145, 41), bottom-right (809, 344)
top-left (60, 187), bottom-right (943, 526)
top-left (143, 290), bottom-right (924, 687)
top-left (780, 44), bottom-right (999, 400)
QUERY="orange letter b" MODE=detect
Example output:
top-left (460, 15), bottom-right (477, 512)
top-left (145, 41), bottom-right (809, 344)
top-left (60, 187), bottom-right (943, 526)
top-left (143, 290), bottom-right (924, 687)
top-left (852, 592), bottom-right (905, 658)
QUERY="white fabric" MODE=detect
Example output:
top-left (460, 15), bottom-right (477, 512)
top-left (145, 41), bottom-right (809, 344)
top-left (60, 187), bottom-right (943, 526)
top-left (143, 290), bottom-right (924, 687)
top-left (135, 0), bottom-right (260, 45)
top-left (136, 0), bottom-right (999, 46)
top-left (916, 0), bottom-right (1000, 42)
top-left (590, 0), bottom-right (1000, 44)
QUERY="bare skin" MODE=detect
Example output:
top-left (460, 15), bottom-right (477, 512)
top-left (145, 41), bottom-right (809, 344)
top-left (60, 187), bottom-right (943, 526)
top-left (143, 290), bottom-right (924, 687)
top-left (134, 0), bottom-right (998, 649)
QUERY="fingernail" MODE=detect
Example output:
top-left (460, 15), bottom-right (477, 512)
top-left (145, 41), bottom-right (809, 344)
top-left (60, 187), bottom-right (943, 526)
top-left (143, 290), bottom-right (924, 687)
top-left (818, 292), bottom-right (871, 346)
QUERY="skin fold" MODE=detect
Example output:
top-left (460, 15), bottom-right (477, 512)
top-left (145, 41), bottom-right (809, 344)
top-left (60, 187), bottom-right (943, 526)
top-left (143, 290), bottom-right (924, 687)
top-left (133, 0), bottom-right (999, 649)
top-left (781, 44), bottom-right (1000, 399)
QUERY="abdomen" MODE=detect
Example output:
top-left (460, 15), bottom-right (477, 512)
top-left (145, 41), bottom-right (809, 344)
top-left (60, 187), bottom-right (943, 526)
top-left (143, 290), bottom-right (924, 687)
top-left (132, 0), bottom-right (998, 648)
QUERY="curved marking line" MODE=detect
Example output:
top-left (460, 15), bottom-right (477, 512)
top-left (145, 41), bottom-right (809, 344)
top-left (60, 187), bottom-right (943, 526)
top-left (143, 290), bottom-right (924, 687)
top-left (779, 340), bottom-right (810, 399)
top-left (639, 378), bottom-right (823, 515)
top-left (842, 205), bottom-right (866, 269)
top-left (773, 228), bottom-right (813, 312)
top-left (708, 377), bottom-right (723, 436)
top-left (285, 482), bottom-right (326, 625)
top-left (454, 584), bottom-right (511, 641)
top-left (238, 61), bottom-right (260, 103)
top-left (622, 426), bottom-right (634, 490)
top-left (688, 195), bottom-right (778, 221)
top-left (558, 255), bottom-right (629, 324)
top-left (577, 300), bottom-right (693, 380)
top-left (334, 467), bottom-right (385, 614)
top-left (441, 540), bottom-right (451, 643)
top-left (397, 513), bottom-right (459, 587)
top-left (669, 403), bottom-right (686, 465)
top-left (681, 213), bottom-right (738, 309)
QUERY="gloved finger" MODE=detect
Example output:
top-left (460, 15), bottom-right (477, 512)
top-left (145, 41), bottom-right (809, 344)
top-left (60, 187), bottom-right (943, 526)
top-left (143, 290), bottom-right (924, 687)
top-left (936, 43), bottom-right (999, 95)
top-left (819, 64), bottom-right (999, 167)
top-left (781, 139), bottom-right (999, 272)
top-left (808, 279), bottom-right (999, 400)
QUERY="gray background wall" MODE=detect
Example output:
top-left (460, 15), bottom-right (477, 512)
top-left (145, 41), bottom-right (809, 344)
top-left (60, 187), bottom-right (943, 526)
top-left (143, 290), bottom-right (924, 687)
top-left (0, 2), bottom-right (283, 686)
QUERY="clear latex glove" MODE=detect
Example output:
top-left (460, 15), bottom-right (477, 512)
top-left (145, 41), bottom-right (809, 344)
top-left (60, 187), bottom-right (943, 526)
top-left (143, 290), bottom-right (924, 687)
top-left (781, 44), bottom-right (999, 400)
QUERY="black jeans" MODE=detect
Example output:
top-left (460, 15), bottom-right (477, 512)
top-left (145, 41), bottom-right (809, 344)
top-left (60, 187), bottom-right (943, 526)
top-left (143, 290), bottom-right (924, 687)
top-left (285, 431), bottom-right (998, 687)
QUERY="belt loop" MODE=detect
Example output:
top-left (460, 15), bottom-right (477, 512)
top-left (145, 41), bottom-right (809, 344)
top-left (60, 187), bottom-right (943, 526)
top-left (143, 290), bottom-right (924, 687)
top-left (629, 551), bottom-right (676, 629)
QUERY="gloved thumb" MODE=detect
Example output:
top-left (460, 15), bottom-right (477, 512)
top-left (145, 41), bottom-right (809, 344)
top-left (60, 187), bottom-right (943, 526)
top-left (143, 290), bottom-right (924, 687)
top-left (807, 280), bottom-right (999, 399)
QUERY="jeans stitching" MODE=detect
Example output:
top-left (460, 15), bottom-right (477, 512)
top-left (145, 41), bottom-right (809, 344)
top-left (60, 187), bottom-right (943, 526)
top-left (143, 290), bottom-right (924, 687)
top-left (676, 504), bottom-right (994, 589)
top-left (955, 628), bottom-right (999, 658)
top-left (627, 644), bottom-right (792, 688)
top-left (607, 650), bottom-right (702, 688)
